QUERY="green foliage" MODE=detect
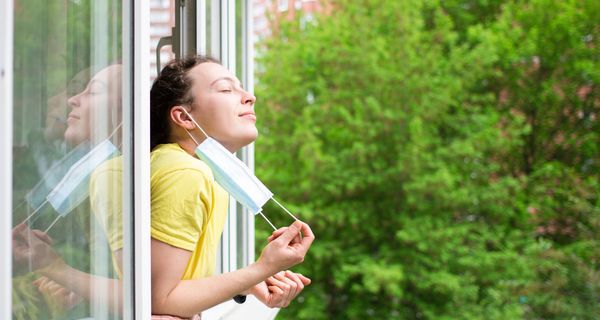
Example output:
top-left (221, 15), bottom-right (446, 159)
top-left (256, 0), bottom-right (599, 318)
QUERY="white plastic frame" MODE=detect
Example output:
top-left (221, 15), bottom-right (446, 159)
top-left (0, 0), bottom-right (14, 317)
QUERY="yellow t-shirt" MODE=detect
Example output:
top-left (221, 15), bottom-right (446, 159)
top-left (150, 143), bottom-right (229, 279)
top-left (89, 156), bottom-right (124, 277)
top-left (90, 156), bottom-right (124, 251)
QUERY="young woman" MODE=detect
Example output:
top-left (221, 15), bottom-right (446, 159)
top-left (149, 56), bottom-right (315, 319)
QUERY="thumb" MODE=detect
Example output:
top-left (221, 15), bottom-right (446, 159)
top-left (32, 230), bottom-right (53, 245)
top-left (274, 220), bottom-right (303, 245)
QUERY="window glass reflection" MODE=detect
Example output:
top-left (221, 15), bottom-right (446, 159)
top-left (11, 1), bottom-right (126, 319)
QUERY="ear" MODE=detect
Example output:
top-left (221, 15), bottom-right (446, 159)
top-left (170, 106), bottom-right (196, 130)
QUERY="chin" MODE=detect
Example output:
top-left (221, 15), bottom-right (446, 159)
top-left (246, 129), bottom-right (259, 143)
top-left (64, 131), bottom-right (85, 147)
top-left (235, 130), bottom-right (258, 149)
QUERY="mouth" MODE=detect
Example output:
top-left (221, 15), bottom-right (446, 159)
top-left (239, 111), bottom-right (256, 121)
top-left (67, 113), bottom-right (80, 123)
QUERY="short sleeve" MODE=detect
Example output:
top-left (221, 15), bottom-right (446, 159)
top-left (90, 157), bottom-right (124, 252)
top-left (150, 168), bottom-right (213, 251)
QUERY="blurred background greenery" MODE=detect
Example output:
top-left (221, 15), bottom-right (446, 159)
top-left (255, 0), bottom-right (599, 319)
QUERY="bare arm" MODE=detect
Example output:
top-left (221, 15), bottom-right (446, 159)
top-left (13, 224), bottom-right (124, 314)
top-left (151, 220), bottom-right (315, 318)
top-left (39, 258), bottom-right (123, 314)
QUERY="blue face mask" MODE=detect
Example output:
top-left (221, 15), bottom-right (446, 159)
top-left (46, 139), bottom-right (119, 220)
top-left (25, 141), bottom-right (92, 211)
top-left (183, 109), bottom-right (298, 230)
top-left (20, 135), bottom-right (120, 232)
top-left (196, 136), bottom-right (273, 214)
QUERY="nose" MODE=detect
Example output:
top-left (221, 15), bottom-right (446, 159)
top-left (241, 90), bottom-right (256, 105)
top-left (67, 92), bottom-right (82, 109)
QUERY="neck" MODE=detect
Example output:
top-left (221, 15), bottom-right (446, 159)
top-left (176, 137), bottom-right (201, 157)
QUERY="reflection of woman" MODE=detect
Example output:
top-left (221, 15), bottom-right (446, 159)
top-left (12, 64), bottom-right (125, 316)
top-left (64, 64), bottom-right (122, 146)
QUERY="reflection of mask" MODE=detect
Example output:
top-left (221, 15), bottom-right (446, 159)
top-left (182, 110), bottom-right (298, 230)
top-left (26, 142), bottom-right (92, 210)
top-left (47, 139), bottom-right (119, 218)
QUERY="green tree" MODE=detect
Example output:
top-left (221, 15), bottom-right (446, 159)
top-left (255, 0), bottom-right (599, 319)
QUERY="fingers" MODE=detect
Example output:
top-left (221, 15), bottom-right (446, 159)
top-left (267, 227), bottom-right (288, 242)
top-left (274, 220), bottom-right (314, 248)
top-left (266, 271), bottom-right (311, 308)
top-left (266, 285), bottom-right (284, 307)
top-left (268, 226), bottom-right (302, 245)
top-left (34, 276), bottom-right (62, 295)
top-left (274, 272), bottom-right (297, 305)
top-left (33, 276), bottom-right (81, 310)
top-left (32, 276), bottom-right (49, 287)
top-left (266, 273), bottom-right (293, 308)
top-left (12, 223), bottom-right (27, 235)
top-left (12, 224), bottom-right (53, 245)
top-left (12, 223), bottom-right (28, 242)
top-left (297, 222), bottom-right (315, 253)
top-left (32, 230), bottom-right (53, 245)
top-left (294, 272), bottom-right (311, 285)
top-left (282, 271), bottom-right (304, 300)
top-left (273, 221), bottom-right (301, 245)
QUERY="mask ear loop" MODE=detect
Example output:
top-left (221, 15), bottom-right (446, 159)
top-left (181, 108), bottom-right (280, 231)
top-left (270, 197), bottom-right (299, 221)
top-left (181, 108), bottom-right (209, 142)
top-left (44, 211), bottom-right (62, 233)
top-left (19, 200), bottom-right (48, 226)
top-left (42, 125), bottom-right (124, 233)
top-left (109, 123), bottom-right (124, 150)
top-left (257, 210), bottom-right (277, 231)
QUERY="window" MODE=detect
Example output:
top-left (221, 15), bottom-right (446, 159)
top-left (9, 0), bottom-right (137, 318)
top-left (3, 0), bottom-right (260, 318)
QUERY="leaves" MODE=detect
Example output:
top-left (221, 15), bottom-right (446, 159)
top-left (256, 0), bottom-right (599, 318)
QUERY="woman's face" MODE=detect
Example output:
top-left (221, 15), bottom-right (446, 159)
top-left (186, 62), bottom-right (257, 152)
top-left (44, 68), bottom-right (90, 142)
top-left (64, 65), bottom-right (122, 146)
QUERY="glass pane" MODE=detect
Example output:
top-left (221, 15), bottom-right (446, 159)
top-left (150, 0), bottom-right (175, 80)
top-left (12, 1), bottom-right (128, 319)
top-left (235, 0), bottom-right (249, 270)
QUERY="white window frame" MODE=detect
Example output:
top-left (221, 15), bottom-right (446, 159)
top-left (0, 0), bottom-right (14, 318)
top-left (124, 0), bottom-right (152, 318)
top-left (0, 1), bottom-right (153, 317)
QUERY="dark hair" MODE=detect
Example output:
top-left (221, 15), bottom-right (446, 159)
top-left (150, 55), bottom-right (220, 150)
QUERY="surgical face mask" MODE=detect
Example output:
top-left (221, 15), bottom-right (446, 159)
top-left (25, 141), bottom-right (92, 210)
top-left (21, 127), bottom-right (121, 232)
top-left (182, 109), bottom-right (298, 230)
top-left (47, 139), bottom-right (119, 218)
top-left (197, 137), bottom-right (273, 214)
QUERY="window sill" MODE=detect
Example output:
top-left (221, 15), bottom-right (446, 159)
top-left (203, 296), bottom-right (280, 320)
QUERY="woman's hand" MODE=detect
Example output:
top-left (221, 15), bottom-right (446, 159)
top-left (257, 220), bottom-right (315, 274)
top-left (250, 270), bottom-right (311, 308)
top-left (12, 223), bottom-right (63, 271)
top-left (33, 276), bottom-right (82, 311)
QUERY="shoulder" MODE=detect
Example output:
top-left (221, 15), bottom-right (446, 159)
top-left (92, 155), bottom-right (123, 174)
top-left (90, 155), bottom-right (123, 189)
top-left (151, 143), bottom-right (215, 191)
